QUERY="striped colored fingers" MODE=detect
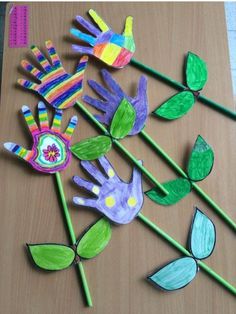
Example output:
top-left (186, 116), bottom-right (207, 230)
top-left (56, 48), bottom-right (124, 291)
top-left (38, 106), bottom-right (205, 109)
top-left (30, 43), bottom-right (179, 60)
top-left (62, 116), bottom-right (78, 141)
top-left (20, 60), bottom-right (44, 80)
top-left (45, 40), bottom-right (62, 68)
top-left (38, 102), bottom-right (49, 131)
top-left (51, 110), bottom-right (62, 133)
top-left (21, 105), bottom-right (39, 135)
top-left (31, 45), bottom-right (51, 72)
top-left (17, 78), bottom-right (37, 91)
top-left (4, 142), bottom-right (33, 161)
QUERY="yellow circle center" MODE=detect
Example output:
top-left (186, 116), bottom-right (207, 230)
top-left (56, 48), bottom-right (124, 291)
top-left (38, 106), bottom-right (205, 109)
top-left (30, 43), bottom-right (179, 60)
top-left (105, 196), bottom-right (116, 208)
top-left (127, 197), bottom-right (137, 207)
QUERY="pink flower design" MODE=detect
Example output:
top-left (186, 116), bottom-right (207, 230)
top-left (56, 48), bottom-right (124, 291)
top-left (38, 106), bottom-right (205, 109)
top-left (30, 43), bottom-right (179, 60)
top-left (43, 144), bottom-right (60, 162)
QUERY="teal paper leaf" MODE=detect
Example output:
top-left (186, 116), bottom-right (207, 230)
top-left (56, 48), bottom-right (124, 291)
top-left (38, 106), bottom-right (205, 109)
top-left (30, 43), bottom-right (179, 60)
top-left (110, 98), bottom-right (136, 139)
top-left (189, 208), bottom-right (216, 260)
top-left (71, 135), bottom-right (112, 160)
top-left (145, 178), bottom-right (192, 205)
top-left (27, 243), bottom-right (75, 271)
top-left (186, 52), bottom-right (208, 91)
top-left (187, 135), bottom-right (214, 182)
top-left (148, 257), bottom-right (198, 291)
top-left (153, 91), bottom-right (195, 120)
top-left (77, 218), bottom-right (112, 259)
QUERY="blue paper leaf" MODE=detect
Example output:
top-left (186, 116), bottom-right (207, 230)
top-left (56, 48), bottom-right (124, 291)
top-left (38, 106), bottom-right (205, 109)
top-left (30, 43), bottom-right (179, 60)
top-left (189, 208), bottom-right (216, 260)
top-left (148, 257), bottom-right (198, 291)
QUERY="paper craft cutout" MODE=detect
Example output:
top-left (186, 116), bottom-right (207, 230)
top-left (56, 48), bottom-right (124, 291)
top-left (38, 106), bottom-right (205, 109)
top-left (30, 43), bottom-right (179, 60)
top-left (146, 135), bottom-right (214, 205)
top-left (146, 178), bottom-right (192, 205)
top-left (71, 97), bottom-right (137, 160)
top-left (148, 208), bottom-right (216, 291)
top-left (27, 243), bottom-right (76, 271)
top-left (70, 9), bottom-right (135, 68)
top-left (71, 135), bottom-right (112, 161)
top-left (187, 135), bottom-right (214, 182)
top-left (73, 156), bottom-right (143, 224)
top-left (27, 218), bottom-right (112, 271)
top-left (110, 98), bottom-right (136, 139)
top-left (4, 102), bottom-right (77, 173)
top-left (153, 52), bottom-right (208, 120)
top-left (18, 40), bottom-right (88, 109)
top-left (77, 218), bottom-right (112, 259)
top-left (83, 69), bottom-right (148, 135)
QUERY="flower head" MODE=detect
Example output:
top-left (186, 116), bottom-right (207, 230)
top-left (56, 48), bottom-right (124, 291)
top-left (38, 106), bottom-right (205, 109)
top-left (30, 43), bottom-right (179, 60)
top-left (83, 69), bottom-right (148, 135)
top-left (70, 9), bottom-right (135, 68)
top-left (73, 156), bottom-right (143, 224)
top-left (18, 40), bottom-right (88, 109)
top-left (4, 102), bottom-right (78, 173)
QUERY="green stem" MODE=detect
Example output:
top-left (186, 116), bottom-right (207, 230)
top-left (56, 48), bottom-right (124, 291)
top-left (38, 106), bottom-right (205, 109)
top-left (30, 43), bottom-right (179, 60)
top-left (55, 172), bottom-right (93, 307)
top-left (140, 130), bottom-right (236, 231)
top-left (130, 58), bottom-right (236, 120)
top-left (75, 101), bottom-right (168, 196)
top-left (137, 213), bottom-right (236, 295)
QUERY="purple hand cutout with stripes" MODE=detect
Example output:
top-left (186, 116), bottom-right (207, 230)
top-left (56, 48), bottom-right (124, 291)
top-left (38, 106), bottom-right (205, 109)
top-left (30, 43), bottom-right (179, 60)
top-left (83, 69), bottom-right (148, 135)
top-left (4, 102), bottom-right (78, 174)
top-left (73, 156), bottom-right (144, 224)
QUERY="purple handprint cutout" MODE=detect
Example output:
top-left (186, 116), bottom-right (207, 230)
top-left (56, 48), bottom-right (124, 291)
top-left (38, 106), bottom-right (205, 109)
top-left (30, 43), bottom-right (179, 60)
top-left (83, 69), bottom-right (148, 135)
top-left (73, 156), bottom-right (144, 224)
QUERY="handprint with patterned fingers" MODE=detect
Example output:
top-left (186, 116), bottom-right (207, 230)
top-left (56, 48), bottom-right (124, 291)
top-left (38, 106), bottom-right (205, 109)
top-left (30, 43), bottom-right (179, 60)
top-left (4, 102), bottom-right (78, 173)
top-left (18, 40), bottom-right (88, 109)
top-left (83, 69), bottom-right (148, 135)
top-left (73, 156), bottom-right (143, 224)
top-left (70, 9), bottom-right (135, 68)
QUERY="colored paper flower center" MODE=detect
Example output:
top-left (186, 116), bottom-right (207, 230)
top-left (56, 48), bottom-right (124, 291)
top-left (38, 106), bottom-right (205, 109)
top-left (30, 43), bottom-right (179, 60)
top-left (105, 196), bottom-right (116, 208)
top-left (127, 197), bottom-right (137, 207)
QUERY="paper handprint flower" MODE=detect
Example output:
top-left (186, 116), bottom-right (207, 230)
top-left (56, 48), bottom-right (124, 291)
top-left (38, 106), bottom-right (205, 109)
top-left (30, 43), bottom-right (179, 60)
top-left (73, 156), bottom-right (143, 224)
top-left (70, 9), bottom-right (135, 68)
top-left (83, 69), bottom-right (148, 135)
top-left (4, 102), bottom-right (78, 173)
top-left (18, 40), bottom-right (88, 109)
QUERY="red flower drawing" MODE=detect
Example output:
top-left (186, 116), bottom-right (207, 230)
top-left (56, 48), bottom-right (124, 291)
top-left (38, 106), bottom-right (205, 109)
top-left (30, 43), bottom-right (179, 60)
top-left (43, 144), bottom-right (60, 162)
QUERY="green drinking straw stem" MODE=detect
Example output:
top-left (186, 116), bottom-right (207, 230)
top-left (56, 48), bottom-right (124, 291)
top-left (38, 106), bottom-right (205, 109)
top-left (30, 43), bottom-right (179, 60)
top-left (139, 130), bottom-right (236, 231)
top-left (75, 101), bottom-right (168, 196)
top-left (130, 58), bottom-right (236, 120)
top-left (137, 213), bottom-right (236, 295)
top-left (55, 172), bottom-right (93, 307)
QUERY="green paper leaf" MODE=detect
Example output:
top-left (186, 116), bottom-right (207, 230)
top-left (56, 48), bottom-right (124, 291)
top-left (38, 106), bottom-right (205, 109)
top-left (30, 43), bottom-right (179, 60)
top-left (110, 98), bottom-right (136, 139)
top-left (145, 178), bottom-right (191, 205)
top-left (153, 91), bottom-right (195, 120)
top-left (27, 244), bottom-right (75, 271)
top-left (186, 52), bottom-right (208, 91)
top-left (187, 135), bottom-right (214, 181)
top-left (71, 135), bottom-right (112, 160)
top-left (77, 218), bottom-right (112, 259)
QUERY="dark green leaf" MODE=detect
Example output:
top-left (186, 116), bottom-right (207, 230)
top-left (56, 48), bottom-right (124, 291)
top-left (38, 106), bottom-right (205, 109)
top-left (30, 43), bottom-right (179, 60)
top-left (186, 52), bottom-right (208, 91)
top-left (27, 244), bottom-right (75, 271)
top-left (71, 135), bottom-right (112, 160)
top-left (77, 218), bottom-right (112, 259)
top-left (187, 135), bottom-right (214, 181)
top-left (145, 178), bottom-right (191, 205)
top-left (110, 98), bottom-right (136, 139)
top-left (153, 91), bottom-right (195, 120)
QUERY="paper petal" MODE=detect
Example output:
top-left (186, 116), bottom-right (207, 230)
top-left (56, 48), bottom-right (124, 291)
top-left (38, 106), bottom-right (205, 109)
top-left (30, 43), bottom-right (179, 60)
top-left (77, 218), bottom-right (112, 259)
top-left (148, 257), bottom-right (198, 291)
top-left (27, 244), bottom-right (75, 271)
top-left (145, 178), bottom-right (191, 205)
top-left (187, 135), bottom-right (214, 182)
top-left (110, 98), bottom-right (136, 139)
top-left (188, 208), bottom-right (216, 260)
top-left (153, 91), bottom-right (195, 120)
top-left (71, 135), bottom-right (112, 160)
top-left (186, 52), bottom-right (208, 91)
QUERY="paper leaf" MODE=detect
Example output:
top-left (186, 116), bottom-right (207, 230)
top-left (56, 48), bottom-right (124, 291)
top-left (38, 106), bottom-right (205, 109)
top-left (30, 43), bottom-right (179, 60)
top-left (148, 257), bottom-right (198, 291)
top-left (145, 178), bottom-right (191, 205)
top-left (187, 135), bottom-right (214, 182)
top-left (153, 91), bottom-right (195, 120)
top-left (77, 218), bottom-right (112, 259)
top-left (186, 52), bottom-right (208, 91)
top-left (189, 208), bottom-right (216, 260)
top-left (110, 98), bottom-right (136, 139)
top-left (27, 244), bottom-right (75, 271)
top-left (71, 135), bottom-right (112, 160)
